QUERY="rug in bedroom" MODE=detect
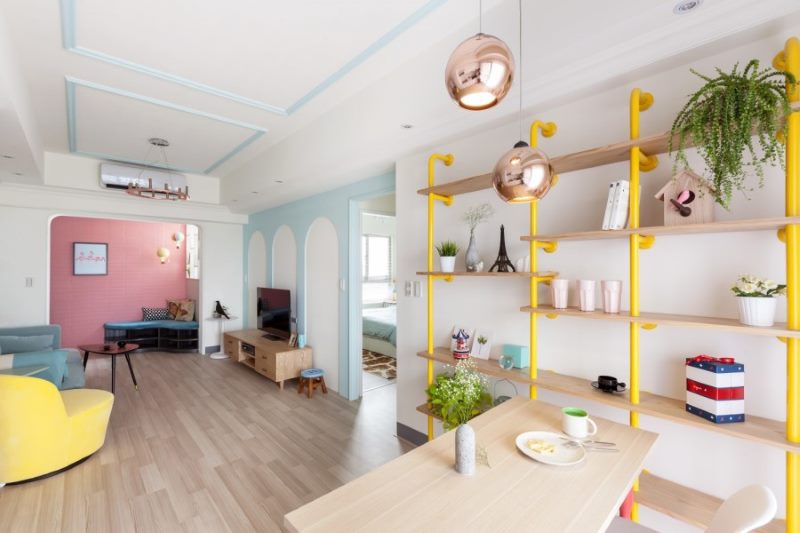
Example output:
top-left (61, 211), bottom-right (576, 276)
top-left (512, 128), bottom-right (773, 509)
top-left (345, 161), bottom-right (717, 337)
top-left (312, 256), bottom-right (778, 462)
top-left (362, 350), bottom-right (396, 381)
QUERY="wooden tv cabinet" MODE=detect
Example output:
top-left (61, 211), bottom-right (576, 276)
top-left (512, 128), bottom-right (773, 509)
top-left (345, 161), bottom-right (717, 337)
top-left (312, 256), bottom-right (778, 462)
top-left (223, 329), bottom-right (312, 390)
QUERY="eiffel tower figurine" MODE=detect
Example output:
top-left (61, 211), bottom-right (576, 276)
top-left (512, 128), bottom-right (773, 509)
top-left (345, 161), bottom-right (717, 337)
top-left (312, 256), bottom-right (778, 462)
top-left (489, 225), bottom-right (516, 272)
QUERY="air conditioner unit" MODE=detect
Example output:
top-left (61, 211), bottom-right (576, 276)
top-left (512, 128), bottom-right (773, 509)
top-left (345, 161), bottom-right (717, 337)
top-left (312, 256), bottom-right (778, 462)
top-left (100, 163), bottom-right (187, 191)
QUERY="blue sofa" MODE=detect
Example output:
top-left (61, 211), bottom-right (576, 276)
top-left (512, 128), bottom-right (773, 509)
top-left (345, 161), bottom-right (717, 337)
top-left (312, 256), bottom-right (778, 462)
top-left (0, 325), bottom-right (85, 389)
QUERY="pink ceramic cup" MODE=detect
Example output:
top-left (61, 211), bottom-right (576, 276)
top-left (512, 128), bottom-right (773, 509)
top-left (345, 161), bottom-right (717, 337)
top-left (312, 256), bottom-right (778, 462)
top-left (577, 280), bottom-right (596, 312)
top-left (601, 280), bottom-right (622, 314)
top-left (551, 279), bottom-right (569, 309)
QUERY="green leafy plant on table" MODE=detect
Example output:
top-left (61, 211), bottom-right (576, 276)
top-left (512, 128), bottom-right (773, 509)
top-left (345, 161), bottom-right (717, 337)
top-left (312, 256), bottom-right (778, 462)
top-left (426, 358), bottom-right (492, 431)
top-left (670, 59), bottom-right (795, 209)
top-left (435, 240), bottom-right (459, 257)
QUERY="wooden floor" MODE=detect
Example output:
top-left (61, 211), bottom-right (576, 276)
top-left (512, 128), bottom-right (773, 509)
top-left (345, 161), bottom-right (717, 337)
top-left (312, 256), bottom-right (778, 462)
top-left (0, 352), bottom-right (413, 532)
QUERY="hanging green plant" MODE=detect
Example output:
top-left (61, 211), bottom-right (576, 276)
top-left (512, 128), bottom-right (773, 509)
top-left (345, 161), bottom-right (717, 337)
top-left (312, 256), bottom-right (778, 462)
top-left (669, 60), bottom-right (795, 209)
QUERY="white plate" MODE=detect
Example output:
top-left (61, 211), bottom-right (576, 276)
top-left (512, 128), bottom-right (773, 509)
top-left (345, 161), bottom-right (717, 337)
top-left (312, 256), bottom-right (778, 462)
top-left (515, 431), bottom-right (587, 466)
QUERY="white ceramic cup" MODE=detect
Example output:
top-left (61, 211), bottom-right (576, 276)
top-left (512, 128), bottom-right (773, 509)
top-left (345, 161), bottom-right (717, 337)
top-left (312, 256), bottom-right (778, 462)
top-left (577, 279), bottom-right (596, 312)
top-left (562, 407), bottom-right (598, 439)
top-left (601, 280), bottom-right (623, 314)
top-left (550, 279), bottom-right (569, 309)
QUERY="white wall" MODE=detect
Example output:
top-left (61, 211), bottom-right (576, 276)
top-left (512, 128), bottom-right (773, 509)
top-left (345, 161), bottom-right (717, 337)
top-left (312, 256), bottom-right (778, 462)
top-left (306, 218), bottom-right (340, 392)
top-left (272, 225), bottom-right (298, 323)
top-left (396, 31), bottom-right (794, 529)
top-left (247, 231), bottom-right (268, 329)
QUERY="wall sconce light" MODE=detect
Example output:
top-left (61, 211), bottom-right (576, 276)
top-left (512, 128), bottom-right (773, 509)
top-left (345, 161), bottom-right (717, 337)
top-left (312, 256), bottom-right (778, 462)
top-left (157, 247), bottom-right (171, 264)
top-left (172, 231), bottom-right (185, 249)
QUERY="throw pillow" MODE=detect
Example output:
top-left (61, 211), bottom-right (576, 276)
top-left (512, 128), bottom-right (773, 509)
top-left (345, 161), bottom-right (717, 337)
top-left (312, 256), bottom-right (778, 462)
top-left (0, 334), bottom-right (54, 355)
top-left (166, 299), bottom-right (195, 322)
top-left (142, 307), bottom-right (169, 321)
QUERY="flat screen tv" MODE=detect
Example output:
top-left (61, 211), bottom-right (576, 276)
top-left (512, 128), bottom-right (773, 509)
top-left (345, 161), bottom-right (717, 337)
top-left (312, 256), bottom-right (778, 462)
top-left (257, 287), bottom-right (291, 340)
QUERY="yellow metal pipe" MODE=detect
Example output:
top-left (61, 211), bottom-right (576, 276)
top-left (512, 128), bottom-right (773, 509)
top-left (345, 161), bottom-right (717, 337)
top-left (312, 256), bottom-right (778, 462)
top-left (530, 121), bottom-right (557, 148)
top-left (528, 120), bottom-right (556, 399)
top-left (782, 36), bottom-right (800, 533)
top-left (426, 153), bottom-right (453, 441)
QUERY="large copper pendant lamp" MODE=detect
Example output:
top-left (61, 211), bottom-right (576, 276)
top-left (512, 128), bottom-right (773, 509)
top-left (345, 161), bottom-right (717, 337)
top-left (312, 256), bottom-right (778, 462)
top-left (445, 1), bottom-right (514, 111)
top-left (493, 0), bottom-right (554, 203)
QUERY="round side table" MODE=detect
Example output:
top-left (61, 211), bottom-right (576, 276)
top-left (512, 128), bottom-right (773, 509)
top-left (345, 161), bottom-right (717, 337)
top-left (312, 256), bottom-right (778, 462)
top-left (207, 316), bottom-right (237, 359)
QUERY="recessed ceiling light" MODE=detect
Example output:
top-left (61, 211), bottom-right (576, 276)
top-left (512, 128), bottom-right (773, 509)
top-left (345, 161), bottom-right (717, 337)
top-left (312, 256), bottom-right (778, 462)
top-left (673, 0), bottom-right (702, 15)
top-left (232, 199), bottom-right (238, 203)
top-left (274, 179), bottom-right (284, 184)
top-left (2, 154), bottom-right (13, 159)
top-left (13, 172), bottom-right (22, 176)
top-left (251, 191), bottom-right (258, 195)
top-left (400, 124), bottom-right (414, 129)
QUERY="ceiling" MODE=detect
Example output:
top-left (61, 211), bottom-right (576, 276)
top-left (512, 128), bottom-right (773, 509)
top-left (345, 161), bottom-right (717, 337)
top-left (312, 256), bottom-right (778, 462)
top-left (1, 0), bottom-right (800, 212)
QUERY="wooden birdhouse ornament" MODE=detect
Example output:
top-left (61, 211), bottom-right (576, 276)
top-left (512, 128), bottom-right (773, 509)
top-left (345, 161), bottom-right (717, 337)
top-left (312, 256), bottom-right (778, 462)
top-left (654, 169), bottom-right (714, 226)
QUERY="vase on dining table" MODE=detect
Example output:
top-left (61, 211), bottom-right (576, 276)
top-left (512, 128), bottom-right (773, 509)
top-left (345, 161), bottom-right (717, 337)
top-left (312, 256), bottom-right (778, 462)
top-left (455, 423), bottom-right (476, 475)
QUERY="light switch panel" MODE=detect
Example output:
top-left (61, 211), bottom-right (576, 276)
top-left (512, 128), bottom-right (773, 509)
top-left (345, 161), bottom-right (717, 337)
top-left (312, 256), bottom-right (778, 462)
top-left (413, 281), bottom-right (421, 297)
top-left (25, 277), bottom-right (33, 288)
top-left (405, 281), bottom-right (412, 297)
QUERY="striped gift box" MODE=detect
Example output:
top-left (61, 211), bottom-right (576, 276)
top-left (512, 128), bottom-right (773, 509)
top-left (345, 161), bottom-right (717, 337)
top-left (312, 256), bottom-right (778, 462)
top-left (685, 356), bottom-right (744, 424)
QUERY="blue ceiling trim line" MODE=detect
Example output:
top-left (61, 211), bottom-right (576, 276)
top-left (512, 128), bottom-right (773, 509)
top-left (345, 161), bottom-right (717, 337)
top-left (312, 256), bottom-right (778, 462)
top-left (65, 79), bottom-right (77, 152)
top-left (60, 0), bottom-right (448, 116)
top-left (65, 77), bottom-right (268, 175)
top-left (286, 0), bottom-right (448, 115)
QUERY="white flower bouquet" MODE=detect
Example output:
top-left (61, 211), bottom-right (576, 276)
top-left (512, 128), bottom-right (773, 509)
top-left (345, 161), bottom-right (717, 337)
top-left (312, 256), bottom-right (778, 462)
top-left (731, 274), bottom-right (786, 298)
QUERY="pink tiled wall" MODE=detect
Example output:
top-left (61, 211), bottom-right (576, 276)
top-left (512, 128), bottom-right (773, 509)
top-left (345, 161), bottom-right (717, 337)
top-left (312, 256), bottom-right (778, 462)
top-left (50, 216), bottom-right (187, 347)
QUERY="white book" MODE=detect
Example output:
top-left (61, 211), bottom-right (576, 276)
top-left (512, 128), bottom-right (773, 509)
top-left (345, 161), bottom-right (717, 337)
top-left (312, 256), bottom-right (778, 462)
top-left (607, 180), bottom-right (622, 230)
top-left (610, 180), bottom-right (630, 230)
top-left (601, 181), bottom-right (618, 230)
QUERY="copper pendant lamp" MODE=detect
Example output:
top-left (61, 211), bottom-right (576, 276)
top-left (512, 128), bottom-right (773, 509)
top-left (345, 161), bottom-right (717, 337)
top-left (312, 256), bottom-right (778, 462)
top-left (492, 0), bottom-right (554, 203)
top-left (445, 1), bottom-right (514, 111)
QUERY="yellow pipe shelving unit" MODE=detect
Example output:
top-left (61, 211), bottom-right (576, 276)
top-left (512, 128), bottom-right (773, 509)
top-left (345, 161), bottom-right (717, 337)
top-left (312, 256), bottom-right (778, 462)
top-left (422, 38), bottom-right (800, 528)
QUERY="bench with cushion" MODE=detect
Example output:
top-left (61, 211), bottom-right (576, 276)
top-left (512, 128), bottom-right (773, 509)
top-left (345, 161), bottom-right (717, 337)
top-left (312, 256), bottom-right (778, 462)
top-left (104, 320), bottom-right (199, 352)
top-left (0, 325), bottom-right (85, 390)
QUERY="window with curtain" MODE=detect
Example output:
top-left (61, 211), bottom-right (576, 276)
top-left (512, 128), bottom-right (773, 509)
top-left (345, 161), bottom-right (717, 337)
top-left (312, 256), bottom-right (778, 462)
top-left (362, 234), bottom-right (391, 282)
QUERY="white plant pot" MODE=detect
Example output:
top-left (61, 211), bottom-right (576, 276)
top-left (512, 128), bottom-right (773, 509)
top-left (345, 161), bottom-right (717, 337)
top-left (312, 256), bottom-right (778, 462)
top-left (737, 296), bottom-right (777, 327)
top-left (440, 256), bottom-right (456, 273)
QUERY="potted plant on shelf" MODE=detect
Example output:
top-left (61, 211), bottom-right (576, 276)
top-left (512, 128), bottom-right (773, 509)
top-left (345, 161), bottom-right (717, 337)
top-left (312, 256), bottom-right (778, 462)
top-left (426, 359), bottom-right (493, 475)
top-left (436, 240), bottom-right (459, 273)
top-left (670, 60), bottom-right (795, 209)
top-left (731, 274), bottom-right (786, 327)
top-left (462, 203), bottom-right (494, 272)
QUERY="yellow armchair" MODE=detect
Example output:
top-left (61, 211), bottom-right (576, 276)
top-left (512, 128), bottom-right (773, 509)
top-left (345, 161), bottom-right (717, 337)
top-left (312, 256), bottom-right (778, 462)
top-left (0, 375), bottom-right (113, 484)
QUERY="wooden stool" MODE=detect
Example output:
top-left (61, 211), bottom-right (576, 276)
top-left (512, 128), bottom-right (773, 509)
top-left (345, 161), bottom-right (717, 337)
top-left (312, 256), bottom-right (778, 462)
top-left (298, 368), bottom-right (327, 399)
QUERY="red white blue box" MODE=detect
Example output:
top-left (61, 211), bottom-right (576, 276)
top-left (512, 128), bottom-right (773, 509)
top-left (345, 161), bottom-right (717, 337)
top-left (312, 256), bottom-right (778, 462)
top-left (685, 356), bottom-right (744, 424)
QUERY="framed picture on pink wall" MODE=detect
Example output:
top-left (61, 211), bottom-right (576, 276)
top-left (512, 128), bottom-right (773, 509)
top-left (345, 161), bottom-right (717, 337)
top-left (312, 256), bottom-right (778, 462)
top-left (73, 242), bottom-right (108, 276)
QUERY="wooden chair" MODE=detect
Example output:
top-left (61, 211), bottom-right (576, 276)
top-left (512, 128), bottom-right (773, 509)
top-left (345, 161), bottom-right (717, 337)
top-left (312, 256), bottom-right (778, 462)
top-left (298, 368), bottom-right (327, 399)
top-left (609, 484), bottom-right (777, 533)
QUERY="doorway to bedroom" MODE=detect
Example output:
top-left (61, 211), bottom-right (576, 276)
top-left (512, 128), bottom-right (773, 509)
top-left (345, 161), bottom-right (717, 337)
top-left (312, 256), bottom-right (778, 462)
top-left (359, 194), bottom-right (397, 392)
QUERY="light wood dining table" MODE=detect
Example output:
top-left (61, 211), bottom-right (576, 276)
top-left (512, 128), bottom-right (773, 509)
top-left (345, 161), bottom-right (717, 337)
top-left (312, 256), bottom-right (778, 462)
top-left (285, 396), bottom-right (658, 533)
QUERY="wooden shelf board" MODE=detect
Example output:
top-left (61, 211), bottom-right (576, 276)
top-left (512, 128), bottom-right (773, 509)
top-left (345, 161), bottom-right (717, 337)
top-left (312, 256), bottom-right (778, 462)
top-left (521, 305), bottom-right (800, 338)
top-left (416, 102), bottom-right (800, 198)
top-left (415, 403), bottom-right (441, 420)
top-left (520, 217), bottom-right (800, 242)
top-left (637, 472), bottom-right (785, 532)
top-left (416, 348), bottom-right (800, 452)
top-left (416, 270), bottom-right (557, 278)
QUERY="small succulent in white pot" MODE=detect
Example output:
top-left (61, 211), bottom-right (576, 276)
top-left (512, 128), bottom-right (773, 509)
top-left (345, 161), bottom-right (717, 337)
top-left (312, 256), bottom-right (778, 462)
top-left (731, 274), bottom-right (786, 327)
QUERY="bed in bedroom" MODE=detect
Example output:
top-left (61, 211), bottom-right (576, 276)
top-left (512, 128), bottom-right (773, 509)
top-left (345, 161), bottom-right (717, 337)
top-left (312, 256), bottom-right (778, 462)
top-left (362, 305), bottom-right (396, 358)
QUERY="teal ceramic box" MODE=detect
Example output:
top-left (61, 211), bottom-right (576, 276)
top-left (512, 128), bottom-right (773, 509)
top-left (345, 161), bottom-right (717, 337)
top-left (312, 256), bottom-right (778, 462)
top-left (503, 344), bottom-right (529, 369)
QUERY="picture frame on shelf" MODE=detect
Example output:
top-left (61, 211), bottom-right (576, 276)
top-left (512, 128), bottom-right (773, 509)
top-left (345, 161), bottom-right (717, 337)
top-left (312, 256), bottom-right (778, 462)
top-left (470, 330), bottom-right (493, 359)
top-left (73, 242), bottom-right (108, 276)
